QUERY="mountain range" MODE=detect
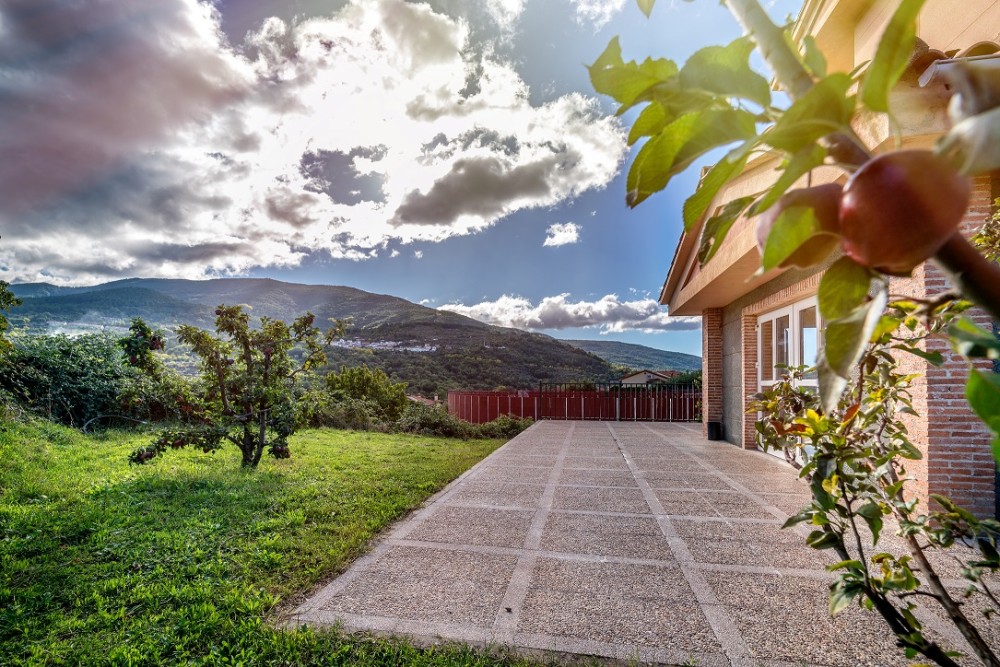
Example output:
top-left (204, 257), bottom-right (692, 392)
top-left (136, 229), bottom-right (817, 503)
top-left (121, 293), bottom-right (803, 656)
top-left (7, 278), bottom-right (700, 396)
top-left (561, 339), bottom-right (701, 372)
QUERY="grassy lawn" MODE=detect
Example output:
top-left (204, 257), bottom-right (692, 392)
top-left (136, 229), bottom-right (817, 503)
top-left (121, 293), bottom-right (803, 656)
top-left (0, 421), bottom-right (537, 666)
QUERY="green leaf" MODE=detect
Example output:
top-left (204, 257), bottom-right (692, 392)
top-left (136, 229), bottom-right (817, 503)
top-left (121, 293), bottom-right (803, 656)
top-left (760, 208), bottom-right (819, 271)
top-left (966, 370), bottom-right (1000, 455)
top-left (628, 103), bottom-right (668, 146)
top-left (950, 317), bottom-right (1000, 360)
top-left (819, 258), bottom-right (872, 321)
top-left (891, 344), bottom-right (944, 365)
top-left (750, 145), bottom-right (827, 215)
top-left (803, 36), bottom-right (827, 79)
top-left (861, 0), bottom-right (928, 113)
top-left (627, 109), bottom-right (757, 207)
top-left (589, 39), bottom-right (679, 112)
top-left (637, 0), bottom-right (655, 17)
top-left (679, 36), bottom-right (772, 107)
top-left (782, 509), bottom-right (813, 528)
top-left (818, 356), bottom-right (849, 414)
top-left (682, 151), bottom-right (750, 230)
top-left (763, 73), bottom-right (855, 152)
top-left (824, 288), bottom-right (888, 379)
top-left (697, 196), bottom-right (756, 264)
top-left (829, 578), bottom-right (862, 615)
top-left (807, 529), bottom-right (841, 550)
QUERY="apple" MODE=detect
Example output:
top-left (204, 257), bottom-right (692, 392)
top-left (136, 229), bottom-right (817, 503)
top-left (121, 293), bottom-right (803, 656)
top-left (755, 183), bottom-right (843, 268)
top-left (839, 150), bottom-right (970, 275)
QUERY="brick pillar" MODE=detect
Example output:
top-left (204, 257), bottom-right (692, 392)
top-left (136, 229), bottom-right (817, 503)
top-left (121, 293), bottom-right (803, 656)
top-left (923, 175), bottom-right (996, 518)
top-left (741, 311), bottom-right (759, 449)
top-left (702, 308), bottom-right (723, 439)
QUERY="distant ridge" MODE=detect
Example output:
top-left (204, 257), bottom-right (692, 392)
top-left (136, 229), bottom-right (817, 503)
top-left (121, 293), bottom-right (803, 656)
top-left (560, 339), bottom-right (700, 372)
top-left (8, 278), bottom-right (621, 395)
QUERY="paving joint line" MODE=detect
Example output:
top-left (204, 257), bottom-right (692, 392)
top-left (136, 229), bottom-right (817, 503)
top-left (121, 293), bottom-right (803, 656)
top-left (608, 422), bottom-right (757, 667)
top-left (490, 421), bottom-right (576, 644)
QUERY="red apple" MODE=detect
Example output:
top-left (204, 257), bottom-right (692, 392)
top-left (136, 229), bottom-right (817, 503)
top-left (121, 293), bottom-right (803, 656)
top-left (839, 150), bottom-right (970, 275)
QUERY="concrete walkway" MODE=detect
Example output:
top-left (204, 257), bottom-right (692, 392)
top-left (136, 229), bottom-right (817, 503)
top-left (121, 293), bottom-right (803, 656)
top-left (290, 421), bottom-right (977, 666)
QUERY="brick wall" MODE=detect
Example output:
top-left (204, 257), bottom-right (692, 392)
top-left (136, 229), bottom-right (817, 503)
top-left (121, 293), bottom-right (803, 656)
top-left (741, 313), bottom-right (759, 449)
top-left (702, 307), bottom-right (724, 438)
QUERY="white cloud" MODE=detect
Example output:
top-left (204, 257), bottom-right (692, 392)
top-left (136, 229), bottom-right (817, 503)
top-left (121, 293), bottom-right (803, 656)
top-left (571, 0), bottom-right (627, 29)
top-left (439, 294), bottom-right (701, 333)
top-left (543, 222), bottom-right (581, 247)
top-left (390, 249), bottom-right (401, 258)
top-left (0, 0), bottom-right (626, 285)
top-left (484, 0), bottom-right (526, 30)
top-left (414, 250), bottom-right (424, 259)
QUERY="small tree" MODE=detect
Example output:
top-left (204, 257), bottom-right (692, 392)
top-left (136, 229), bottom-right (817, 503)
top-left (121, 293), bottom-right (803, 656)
top-left (0, 281), bottom-right (21, 353)
top-left (130, 305), bottom-right (344, 468)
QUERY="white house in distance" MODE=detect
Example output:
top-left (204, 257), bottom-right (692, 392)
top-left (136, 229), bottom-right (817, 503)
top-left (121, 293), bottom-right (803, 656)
top-left (659, 0), bottom-right (1000, 517)
top-left (620, 370), bottom-right (681, 385)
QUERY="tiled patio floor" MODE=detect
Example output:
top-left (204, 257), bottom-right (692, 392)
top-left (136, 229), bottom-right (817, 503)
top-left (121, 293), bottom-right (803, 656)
top-left (291, 421), bottom-right (991, 666)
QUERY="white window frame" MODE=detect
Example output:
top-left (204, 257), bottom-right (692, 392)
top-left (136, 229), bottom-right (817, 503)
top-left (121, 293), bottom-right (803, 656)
top-left (757, 296), bottom-right (821, 391)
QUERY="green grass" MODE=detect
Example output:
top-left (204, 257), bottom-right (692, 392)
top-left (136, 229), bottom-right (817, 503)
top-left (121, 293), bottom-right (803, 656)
top-left (0, 420), bottom-right (539, 666)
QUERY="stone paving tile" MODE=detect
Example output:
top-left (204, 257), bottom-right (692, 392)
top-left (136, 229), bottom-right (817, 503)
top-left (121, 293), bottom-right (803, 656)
top-left (518, 591), bottom-right (719, 653)
top-left (551, 486), bottom-right (651, 514)
top-left (488, 453), bottom-right (559, 467)
top-left (654, 490), bottom-right (778, 520)
top-left (556, 469), bottom-right (638, 487)
top-left (673, 518), bottom-right (829, 569)
top-left (642, 471), bottom-right (734, 491)
top-left (562, 455), bottom-right (629, 470)
top-left (726, 473), bottom-right (809, 494)
top-left (518, 559), bottom-right (718, 652)
top-left (758, 491), bottom-right (813, 516)
top-left (630, 457), bottom-right (708, 473)
top-left (703, 570), bottom-right (910, 666)
top-left (320, 545), bottom-right (518, 625)
top-left (406, 506), bottom-right (534, 548)
top-left (473, 466), bottom-right (552, 484)
top-left (449, 481), bottom-right (546, 509)
top-left (539, 512), bottom-right (675, 560)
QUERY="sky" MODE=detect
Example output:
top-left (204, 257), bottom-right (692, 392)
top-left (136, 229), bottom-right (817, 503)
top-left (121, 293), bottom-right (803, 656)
top-left (0, 0), bottom-right (803, 357)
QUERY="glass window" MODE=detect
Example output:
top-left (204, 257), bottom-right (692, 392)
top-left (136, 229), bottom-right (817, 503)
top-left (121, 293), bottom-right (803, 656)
top-left (758, 298), bottom-right (820, 388)
top-left (775, 314), bottom-right (790, 370)
top-left (799, 306), bottom-right (818, 376)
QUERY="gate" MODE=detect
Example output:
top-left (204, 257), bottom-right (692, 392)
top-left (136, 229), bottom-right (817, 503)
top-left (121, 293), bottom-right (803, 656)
top-left (538, 383), bottom-right (700, 422)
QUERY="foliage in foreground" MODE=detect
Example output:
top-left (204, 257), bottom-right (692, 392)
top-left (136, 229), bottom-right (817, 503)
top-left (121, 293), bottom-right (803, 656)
top-left (751, 301), bottom-right (999, 666)
top-left (600, 0), bottom-right (1000, 664)
top-left (0, 421), bottom-right (531, 667)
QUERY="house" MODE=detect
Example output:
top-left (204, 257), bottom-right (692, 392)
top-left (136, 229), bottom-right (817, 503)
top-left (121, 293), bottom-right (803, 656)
top-left (659, 0), bottom-right (1000, 517)
top-left (620, 369), bottom-right (681, 385)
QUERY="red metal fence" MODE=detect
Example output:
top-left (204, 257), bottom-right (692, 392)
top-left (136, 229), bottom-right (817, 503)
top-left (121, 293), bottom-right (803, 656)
top-left (448, 390), bottom-right (542, 423)
top-left (448, 383), bottom-right (701, 424)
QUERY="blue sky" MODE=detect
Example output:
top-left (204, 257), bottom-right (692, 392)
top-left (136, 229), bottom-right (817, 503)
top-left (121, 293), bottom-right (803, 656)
top-left (0, 0), bottom-right (802, 357)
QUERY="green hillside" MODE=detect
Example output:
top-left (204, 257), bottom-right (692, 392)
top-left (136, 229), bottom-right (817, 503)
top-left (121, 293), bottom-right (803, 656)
top-left (7, 279), bottom-right (618, 395)
top-left (560, 339), bottom-right (701, 372)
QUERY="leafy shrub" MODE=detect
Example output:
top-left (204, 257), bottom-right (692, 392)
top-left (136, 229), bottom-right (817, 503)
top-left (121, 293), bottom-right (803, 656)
top-left (326, 365), bottom-right (408, 422)
top-left (393, 402), bottom-right (474, 439)
top-left (0, 334), bottom-right (139, 427)
top-left (393, 402), bottom-right (532, 440)
top-left (476, 413), bottom-right (534, 439)
top-left (296, 389), bottom-right (378, 431)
